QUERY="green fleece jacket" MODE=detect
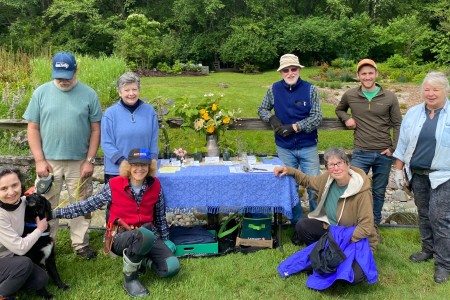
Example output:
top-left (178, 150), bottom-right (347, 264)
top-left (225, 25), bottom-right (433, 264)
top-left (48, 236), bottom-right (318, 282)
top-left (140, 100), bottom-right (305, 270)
top-left (286, 166), bottom-right (378, 251)
top-left (335, 84), bottom-right (402, 153)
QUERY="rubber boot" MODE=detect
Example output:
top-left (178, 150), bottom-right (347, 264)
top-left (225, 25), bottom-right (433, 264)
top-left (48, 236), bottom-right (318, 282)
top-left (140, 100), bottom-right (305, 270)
top-left (137, 257), bottom-right (152, 276)
top-left (122, 250), bottom-right (149, 297)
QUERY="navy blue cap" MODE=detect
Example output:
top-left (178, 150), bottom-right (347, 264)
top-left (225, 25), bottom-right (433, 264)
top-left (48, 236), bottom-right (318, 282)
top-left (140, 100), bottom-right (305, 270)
top-left (128, 148), bottom-right (152, 164)
top-left (51, 52), bottom-right (77, 80)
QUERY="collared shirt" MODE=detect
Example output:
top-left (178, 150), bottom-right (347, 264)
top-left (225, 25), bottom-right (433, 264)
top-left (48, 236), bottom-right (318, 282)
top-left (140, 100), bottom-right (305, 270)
top-left (393, 99), bottom-right (450, 189)
top-left (54, 179), bottom-right (169, 240)
top-left (257, 81), bottom-right (321, 133)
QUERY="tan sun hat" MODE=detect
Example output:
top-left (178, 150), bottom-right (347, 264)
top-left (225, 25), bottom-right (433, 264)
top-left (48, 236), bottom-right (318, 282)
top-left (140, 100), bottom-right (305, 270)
top-left (357, 59), bottom-right (377, 72)
top-left (277, 54), bottom-right (305, 72)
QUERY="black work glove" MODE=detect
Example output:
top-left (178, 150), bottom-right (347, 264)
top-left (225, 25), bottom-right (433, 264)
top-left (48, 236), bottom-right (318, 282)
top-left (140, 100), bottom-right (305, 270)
top-left (269, 115), bottom-right (283, 130)
top-left (276, 125), bottom-right (296, 137)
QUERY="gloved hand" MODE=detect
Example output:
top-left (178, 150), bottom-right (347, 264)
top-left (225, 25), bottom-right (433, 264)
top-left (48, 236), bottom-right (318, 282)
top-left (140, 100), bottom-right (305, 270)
top-left (276, 125), bottom-right (296, 137)
top-left (164, 240), bottom-right (177, 253)
top-left (269, 115), bottom-right (283, 130)
top-left (394, 169), bottom-right (404, 190)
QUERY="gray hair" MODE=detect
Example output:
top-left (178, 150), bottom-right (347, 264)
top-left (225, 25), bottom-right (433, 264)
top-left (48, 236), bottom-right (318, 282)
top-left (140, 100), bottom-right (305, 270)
top-left (323, 147), bottom-right (350, 166)
top-left (420, 71), bottom-right (450, 95)
top-left (117, 72), bottom-right (141, 91)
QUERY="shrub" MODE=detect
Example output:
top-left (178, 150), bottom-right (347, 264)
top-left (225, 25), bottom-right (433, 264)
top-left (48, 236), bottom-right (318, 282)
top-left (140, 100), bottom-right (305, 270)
top-left (156, 62), bottom-right (171, 73)
top-left (326, 69), bottom-right (338, 81)
top-left (329, 81), bottom-right (343, 89)
top-left (240, 63), bottom-right (259, 74)
top-left (338, 71), bottom-right (355, 82)
top-left (331, 58), bottom-right (354, 69)
top-left (386, 54), bottom-right (408, 68)
top-left (183, 61), bottom-right (202, 72)
top-left (171, 60), bottom-right (183, 74)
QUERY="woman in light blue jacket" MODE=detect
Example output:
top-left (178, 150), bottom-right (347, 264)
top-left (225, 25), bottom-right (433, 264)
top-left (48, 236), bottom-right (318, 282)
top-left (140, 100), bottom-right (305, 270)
top-left (393, 71), bottom-right (450, 284)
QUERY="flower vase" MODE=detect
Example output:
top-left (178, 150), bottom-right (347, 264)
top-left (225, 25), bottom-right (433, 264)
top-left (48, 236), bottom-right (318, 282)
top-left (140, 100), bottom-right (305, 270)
top-left (206, 134), bottom-right (220, 157)
top-left (163, 149), bottom-right (172, 160)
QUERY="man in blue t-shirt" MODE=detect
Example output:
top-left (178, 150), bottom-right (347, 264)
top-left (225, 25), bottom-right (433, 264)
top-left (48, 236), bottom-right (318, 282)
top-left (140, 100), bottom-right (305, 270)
top-left (258, 54), bottom-right (322, 225)
top-left (23, 51), bottom-right (102, 259)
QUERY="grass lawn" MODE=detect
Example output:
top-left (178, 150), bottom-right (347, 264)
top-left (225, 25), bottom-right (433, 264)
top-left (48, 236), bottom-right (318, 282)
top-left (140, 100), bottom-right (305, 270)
top-left (139, 69), bottom-right (353, 154)
top-left (18, 227), bottom-right (449, 300)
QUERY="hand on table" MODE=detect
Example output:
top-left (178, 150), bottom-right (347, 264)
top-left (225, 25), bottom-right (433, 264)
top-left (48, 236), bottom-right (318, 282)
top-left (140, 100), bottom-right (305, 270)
top-left (273, 166), bottom-right (288, 177)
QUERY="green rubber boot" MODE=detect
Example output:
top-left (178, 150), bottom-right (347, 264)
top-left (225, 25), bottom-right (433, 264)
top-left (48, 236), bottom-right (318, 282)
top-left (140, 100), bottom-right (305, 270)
top-left (122, 250), bottom-right (149, 297)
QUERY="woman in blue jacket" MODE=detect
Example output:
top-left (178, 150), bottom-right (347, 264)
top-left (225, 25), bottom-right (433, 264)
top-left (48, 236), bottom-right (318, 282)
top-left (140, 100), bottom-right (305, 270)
top-left (101, 72), bottom-right (159, 183)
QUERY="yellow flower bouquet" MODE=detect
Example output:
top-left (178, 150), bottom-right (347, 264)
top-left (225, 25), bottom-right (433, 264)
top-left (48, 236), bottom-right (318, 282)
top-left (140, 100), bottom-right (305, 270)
top-left (173, 93), bottom-right (239, 136)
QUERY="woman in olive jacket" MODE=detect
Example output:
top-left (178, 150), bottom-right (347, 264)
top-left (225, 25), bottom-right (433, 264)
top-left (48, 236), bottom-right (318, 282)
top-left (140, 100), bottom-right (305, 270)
top-left (274, 147), bottom-right (378, 252)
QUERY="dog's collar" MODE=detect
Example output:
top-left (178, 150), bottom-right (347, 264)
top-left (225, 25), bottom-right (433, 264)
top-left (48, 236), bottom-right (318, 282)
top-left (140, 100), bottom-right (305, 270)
top-left (40, 232), bottom-right (50, 237)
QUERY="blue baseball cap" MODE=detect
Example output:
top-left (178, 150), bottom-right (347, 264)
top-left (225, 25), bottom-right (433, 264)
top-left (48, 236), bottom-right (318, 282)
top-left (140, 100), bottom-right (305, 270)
top-left (51, 52), bottom-right (77, 80)
top-left (128, 148), bottom-right (152, 164)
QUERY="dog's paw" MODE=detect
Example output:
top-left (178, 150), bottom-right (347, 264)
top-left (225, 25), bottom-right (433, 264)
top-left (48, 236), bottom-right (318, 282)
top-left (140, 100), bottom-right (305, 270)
top-left (59, 283), bottom-right (70, 291)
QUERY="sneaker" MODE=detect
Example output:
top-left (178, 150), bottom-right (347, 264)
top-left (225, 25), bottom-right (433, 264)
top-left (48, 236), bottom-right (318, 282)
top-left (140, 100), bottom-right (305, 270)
top-left (75, 246), bottom-right (97, 260)
top-left (434, 267), bottom-right (449, 283)
top-left (409, 252), bottom-right (433, 263)
top-left (36, 174), bottom-right (54, 194)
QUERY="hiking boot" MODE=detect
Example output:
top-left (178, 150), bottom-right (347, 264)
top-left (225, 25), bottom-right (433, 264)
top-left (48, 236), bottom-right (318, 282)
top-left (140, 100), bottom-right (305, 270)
top-left (434, 267), bottom-right (449, 283)
top-left (409, 252), bottom-right (433, 263)
top-left (76, 246), bottom-right (97, 260)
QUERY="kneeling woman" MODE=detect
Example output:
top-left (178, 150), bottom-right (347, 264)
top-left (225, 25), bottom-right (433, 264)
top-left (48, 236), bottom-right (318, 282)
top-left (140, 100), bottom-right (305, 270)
top-left (274, 147), bottom-right (378, 284)
top-left (53, 149), bottom-right (179, 297)
top-left (0, 168), bottom-right (49, 299)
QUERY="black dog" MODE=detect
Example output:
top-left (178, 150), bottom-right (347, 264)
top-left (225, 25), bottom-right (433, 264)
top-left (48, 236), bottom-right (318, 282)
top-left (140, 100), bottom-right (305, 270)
top-left (23, 193), bottom-right (69, 299)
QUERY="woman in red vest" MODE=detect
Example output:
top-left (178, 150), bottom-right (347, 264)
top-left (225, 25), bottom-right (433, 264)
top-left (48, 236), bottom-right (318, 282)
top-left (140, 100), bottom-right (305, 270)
top-left (53, 148), bottom-right (179, 297)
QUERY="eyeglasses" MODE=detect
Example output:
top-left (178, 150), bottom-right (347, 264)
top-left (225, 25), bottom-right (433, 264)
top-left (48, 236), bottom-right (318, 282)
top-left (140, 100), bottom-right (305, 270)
top-left (326, 161), bottom-right (345, 169)
top-left (281, 67), bottom-right (299, 74)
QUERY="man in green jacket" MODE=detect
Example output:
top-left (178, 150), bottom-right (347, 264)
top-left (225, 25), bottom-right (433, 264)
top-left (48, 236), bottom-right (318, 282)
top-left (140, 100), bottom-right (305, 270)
top-left (335, 59), bottom-right (402, 228)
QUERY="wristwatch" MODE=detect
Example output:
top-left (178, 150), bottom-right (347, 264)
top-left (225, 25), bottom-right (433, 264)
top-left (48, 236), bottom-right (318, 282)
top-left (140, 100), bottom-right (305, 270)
top-left (87, 156), bottom-right (96, 164)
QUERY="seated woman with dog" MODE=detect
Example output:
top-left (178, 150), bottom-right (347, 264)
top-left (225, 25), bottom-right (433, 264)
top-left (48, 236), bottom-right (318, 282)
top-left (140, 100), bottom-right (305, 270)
top-left (53, 148), bottom-right (180, 297)
top-left (0, 168), bottom-right (49, 300)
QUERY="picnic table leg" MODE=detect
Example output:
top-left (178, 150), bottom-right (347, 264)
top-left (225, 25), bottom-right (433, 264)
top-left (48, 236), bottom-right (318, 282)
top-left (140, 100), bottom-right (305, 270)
top-left (207, 213), bottom-right (219, 232)
top-left (274, 212), bottom-right (284, 252)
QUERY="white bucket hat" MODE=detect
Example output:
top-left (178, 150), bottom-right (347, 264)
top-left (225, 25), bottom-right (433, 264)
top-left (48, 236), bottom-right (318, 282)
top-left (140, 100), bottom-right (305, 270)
top-left (277, 54), bottom-right (305, 72)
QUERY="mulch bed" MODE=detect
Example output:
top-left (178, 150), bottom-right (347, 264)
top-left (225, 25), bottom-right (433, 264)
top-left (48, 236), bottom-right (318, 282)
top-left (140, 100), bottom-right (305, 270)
top-left (134, 69), bottom-right (207, 77)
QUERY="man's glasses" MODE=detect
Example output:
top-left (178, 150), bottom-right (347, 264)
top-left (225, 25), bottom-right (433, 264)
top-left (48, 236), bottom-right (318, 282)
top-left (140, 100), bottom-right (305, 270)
top-left (281, 67), bottom-right (299, 74)
top-left (326, 161), bottom-right (345, 169)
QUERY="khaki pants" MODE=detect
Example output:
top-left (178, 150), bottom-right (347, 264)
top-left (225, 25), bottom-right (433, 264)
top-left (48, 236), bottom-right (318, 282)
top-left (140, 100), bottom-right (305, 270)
top-left (40, 160), bottom-right (93, 251)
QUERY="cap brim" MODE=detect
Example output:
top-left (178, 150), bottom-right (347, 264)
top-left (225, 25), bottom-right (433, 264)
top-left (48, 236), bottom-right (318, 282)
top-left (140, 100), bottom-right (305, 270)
top-left (128, 159), bottom-right (152, 164)
top-left (51, 70), bottom-right (75, 80)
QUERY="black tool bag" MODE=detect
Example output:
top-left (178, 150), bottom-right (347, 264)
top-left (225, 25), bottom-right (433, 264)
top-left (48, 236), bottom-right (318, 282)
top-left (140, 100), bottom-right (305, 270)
top-left (309, 231), bottom-right (347, 275)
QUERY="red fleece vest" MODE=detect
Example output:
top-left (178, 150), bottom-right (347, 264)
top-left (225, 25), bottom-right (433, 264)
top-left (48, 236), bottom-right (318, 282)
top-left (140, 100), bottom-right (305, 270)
top-left (108, 176), bottom-right (160, 227)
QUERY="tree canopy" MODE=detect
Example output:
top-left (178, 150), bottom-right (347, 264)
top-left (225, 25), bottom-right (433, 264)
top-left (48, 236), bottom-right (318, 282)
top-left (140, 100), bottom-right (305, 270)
top-left (1, 0), bottom-right (449, 69)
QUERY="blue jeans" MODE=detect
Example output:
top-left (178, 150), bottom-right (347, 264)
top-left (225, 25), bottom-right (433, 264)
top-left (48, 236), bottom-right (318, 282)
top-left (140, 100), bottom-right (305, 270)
top-left (350, 149), bottom-right (393, 225)
top-left (276, 145), bottom-right (320, 223)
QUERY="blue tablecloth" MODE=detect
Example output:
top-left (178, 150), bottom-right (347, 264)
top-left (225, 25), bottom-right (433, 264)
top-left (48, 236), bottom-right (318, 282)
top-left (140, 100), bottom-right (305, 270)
top-left (157, 157), bottom-right (299, 218)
